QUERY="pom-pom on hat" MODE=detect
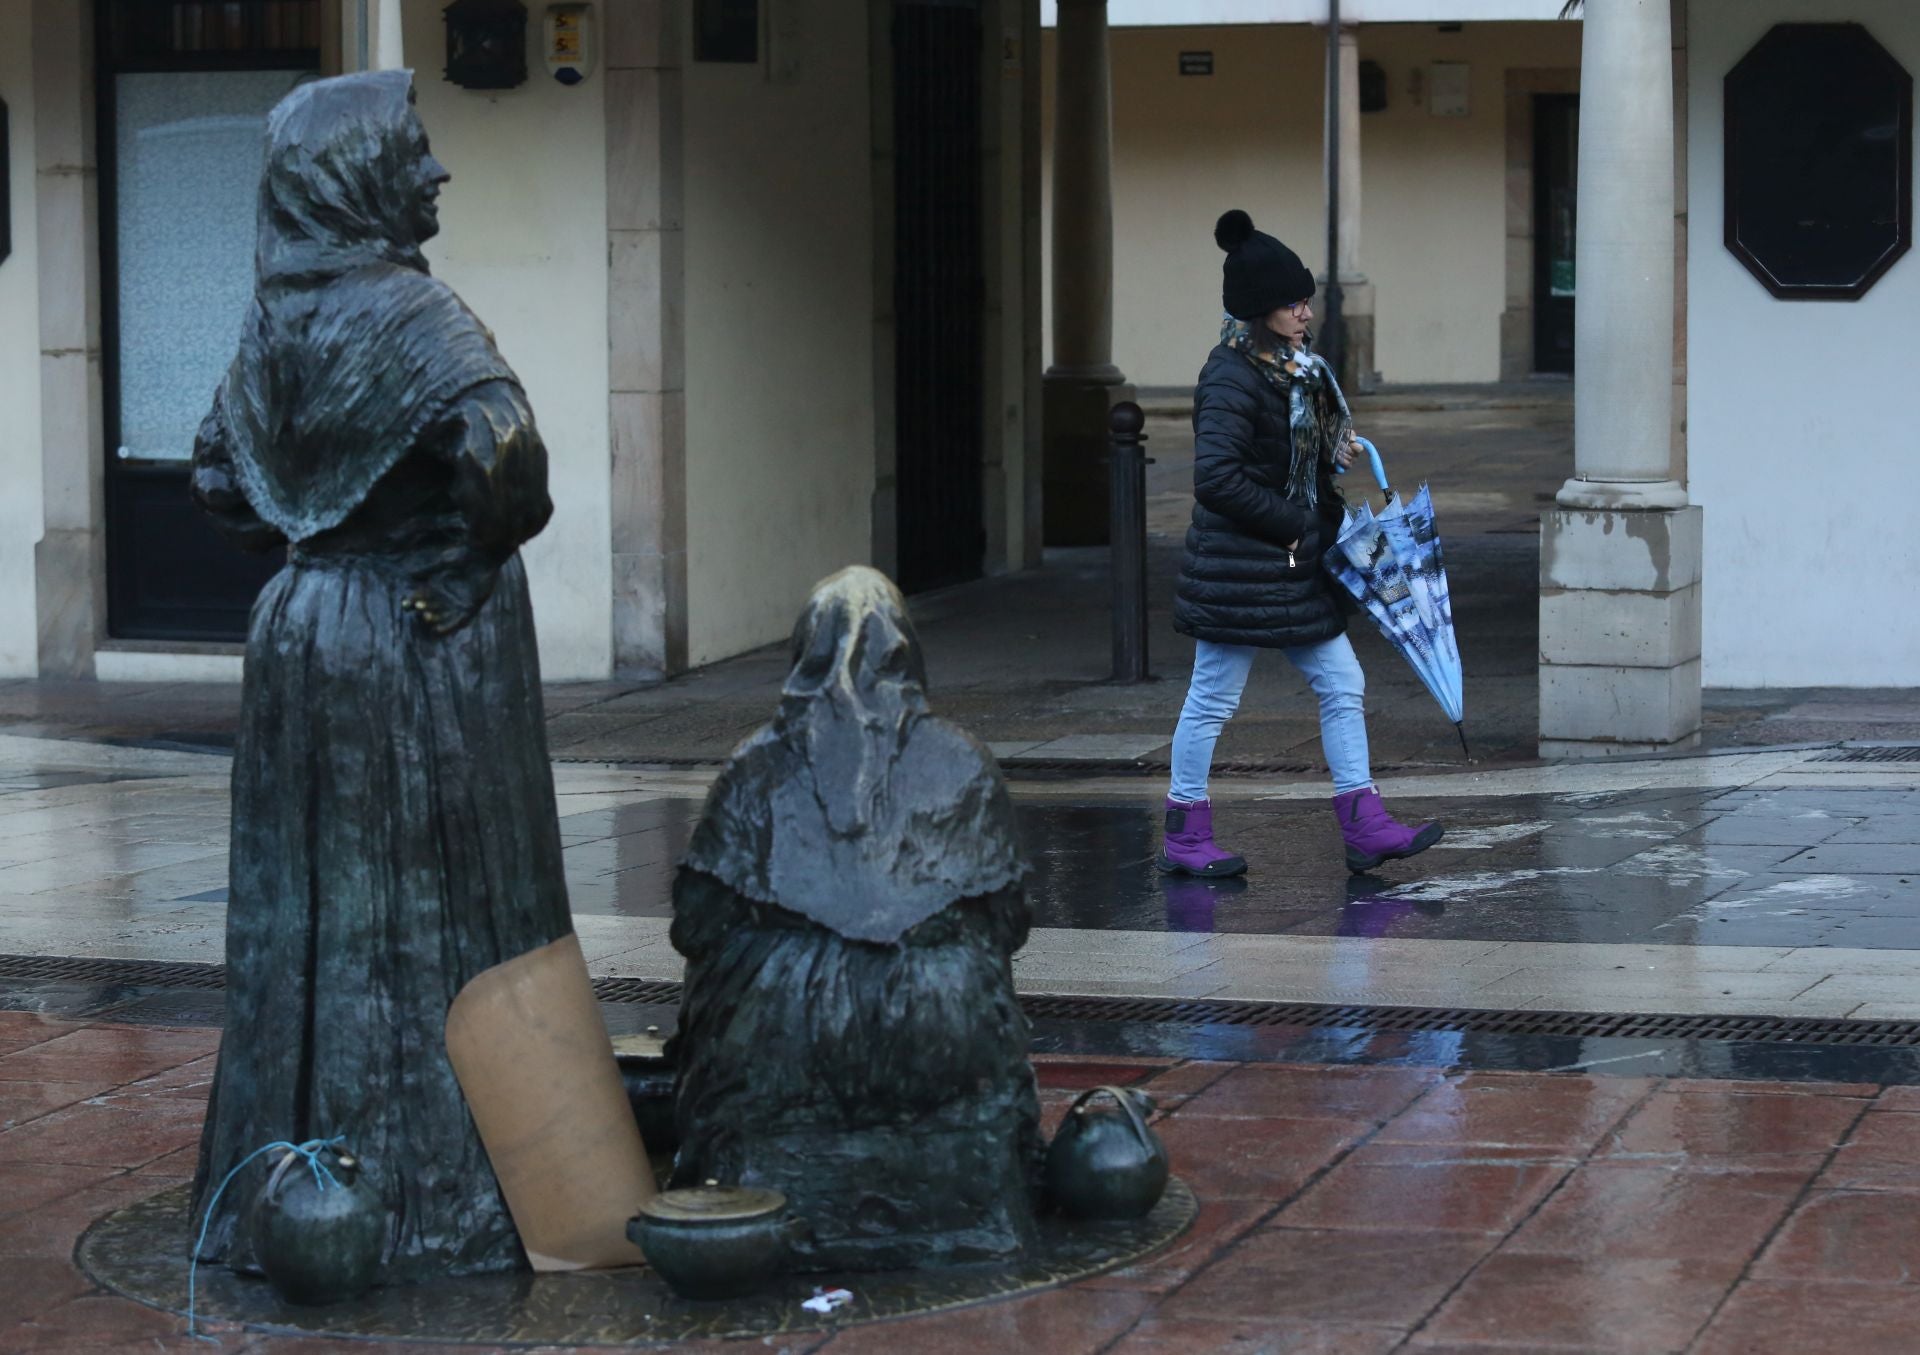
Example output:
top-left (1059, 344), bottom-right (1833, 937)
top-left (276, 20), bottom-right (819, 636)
top-left (1215, 209), bottom-right (1316, 320)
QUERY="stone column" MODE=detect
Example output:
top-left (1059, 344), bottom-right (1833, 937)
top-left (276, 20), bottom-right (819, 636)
top-left (1326, 24), bottom-right (1375, 393)
top-left (1042, 0), bottom-right (1131, 547)
top-left (606, 0), bottom-right (688, 677)
top-left (340, 0), bottom-right (404, 71)
top-left (1538, 0), bottom-right (1702, 757)
top-left (33, 0), bottom-right (106, 678)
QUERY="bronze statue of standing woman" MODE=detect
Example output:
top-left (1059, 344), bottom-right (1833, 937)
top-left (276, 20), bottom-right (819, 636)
top-left (189, 71), bottom-right (574, 1284)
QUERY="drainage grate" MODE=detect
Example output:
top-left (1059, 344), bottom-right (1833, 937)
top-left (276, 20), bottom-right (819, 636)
top-left (0, 954), bottom-right (227, 990)
top-left (1812, 745), bottom-right (1920, 764)
top-left (11, 953), bottom-right (1920, 1049)
top-left (1018, 996), bottom-right (1920, 1048)
top-left (590, 977), bottom-right (684, 1005)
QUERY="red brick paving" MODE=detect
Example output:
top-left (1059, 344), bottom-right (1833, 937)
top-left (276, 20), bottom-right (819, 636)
top-left (1, 1015), bottom-right (1917, 1352)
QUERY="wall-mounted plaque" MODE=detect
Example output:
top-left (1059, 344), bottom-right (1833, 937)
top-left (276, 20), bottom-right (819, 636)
top-left (1428, 61), bottom-right (1469, 118)
top-left (1179, 51), bottom-right (1213, 77)
top-left (1725, 23), bottom-right (1912, 300)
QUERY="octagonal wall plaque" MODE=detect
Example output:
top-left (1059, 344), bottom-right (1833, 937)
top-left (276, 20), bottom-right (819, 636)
top-left (1725, 23), bottom-right (1912, 300)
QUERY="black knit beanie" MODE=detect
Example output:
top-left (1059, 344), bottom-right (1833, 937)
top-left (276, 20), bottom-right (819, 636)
top-left (1215, 209), bottom-right (1315, 320)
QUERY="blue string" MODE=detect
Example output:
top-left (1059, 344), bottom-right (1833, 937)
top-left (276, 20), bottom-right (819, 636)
top-left (187, 1134), bottom-right (347, 1343)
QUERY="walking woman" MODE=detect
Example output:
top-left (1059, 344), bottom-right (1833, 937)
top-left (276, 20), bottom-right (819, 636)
top-left (1160, 210), bottom-right (1443, 877)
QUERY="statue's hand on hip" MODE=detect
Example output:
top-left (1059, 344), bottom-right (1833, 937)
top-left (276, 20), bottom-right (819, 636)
top-left (405, 548), bottom-right (500, 637)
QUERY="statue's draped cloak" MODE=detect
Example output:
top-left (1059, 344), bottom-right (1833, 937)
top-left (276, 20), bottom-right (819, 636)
top-left (682, 720), bottom-right (1027, 946)
top-left (223, 265), bottom-right (516, 541)
top-left (189, 70), bottom-right (570, 1287)
top-left (682, 567), bottom-right (1026, 944)
top-left (219, 70), bottom-right (515, 542)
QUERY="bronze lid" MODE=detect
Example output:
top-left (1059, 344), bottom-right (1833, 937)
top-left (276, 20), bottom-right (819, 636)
top-left (610, 1031), bottom-right (668, 1061)
top-left (639, 1184), bottom-right (787, 1224)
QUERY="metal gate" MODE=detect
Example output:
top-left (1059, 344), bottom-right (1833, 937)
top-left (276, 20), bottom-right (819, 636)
top-left (892, 0), bottom-right (986, 594)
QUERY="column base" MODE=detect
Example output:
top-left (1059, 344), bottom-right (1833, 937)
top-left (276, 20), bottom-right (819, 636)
top-left (1556, 477), bottom-right (1690, 511)
top-left (1042, 369), bottom-right (1133, 547)
top-left (1538, 505), bottom-right (1703, 757)
top-left (1327, 275), bottom-right (1378, 395)
top-left (1540, 733), bottom-right (1703, 760)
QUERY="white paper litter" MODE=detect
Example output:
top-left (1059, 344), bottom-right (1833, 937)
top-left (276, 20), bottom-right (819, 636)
top-left (801, 1287), bottom-right (854, 1314)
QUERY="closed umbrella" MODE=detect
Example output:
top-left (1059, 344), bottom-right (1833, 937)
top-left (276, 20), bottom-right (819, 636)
top-left (1327, 438), bottom-right (1468, 758)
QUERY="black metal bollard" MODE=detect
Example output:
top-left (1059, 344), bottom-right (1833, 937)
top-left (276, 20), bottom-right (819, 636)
top-left (1108, 401), bottom-right (1150, 683)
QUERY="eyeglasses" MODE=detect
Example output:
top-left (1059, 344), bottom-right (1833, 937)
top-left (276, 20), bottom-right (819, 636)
top-left (1287, 299), bottom-right (1314, 319)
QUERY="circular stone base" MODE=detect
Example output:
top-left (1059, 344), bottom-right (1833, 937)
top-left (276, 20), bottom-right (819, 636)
top-left (78, 1181), bottom-right (1197, 1346)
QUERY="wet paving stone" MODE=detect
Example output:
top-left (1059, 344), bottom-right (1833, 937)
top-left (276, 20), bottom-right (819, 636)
top-left (1108, 1317), bottom-right (1406, 1354)
top-left (1418, 1254), bottom-right (1739, 1351)
top-left (1375, 1075), bottom-right (1653, 1153)
top-left (1160, 1227), bottom-right (1487, 1327)
top-left (1504, 1162), bottom-right (1807, 1261)
top-left (1751, 1189), bottom-right (1920, 1283)
top-left (1277, 1142), bottom-right (1572, 1235)
top-left (1694, 1279), bottom-right (1920, 1355)
top-left (1600, 1087), bottom-right (1868, 1172)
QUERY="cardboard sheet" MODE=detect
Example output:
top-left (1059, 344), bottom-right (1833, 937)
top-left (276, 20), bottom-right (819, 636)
top-left (446, 932), bottom-right (653, 1271)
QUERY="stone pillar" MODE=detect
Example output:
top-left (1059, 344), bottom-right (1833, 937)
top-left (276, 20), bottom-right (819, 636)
top-left (606, 0), bottom-right (688, 677)
top-left (1538, 0), bottom-right (1701, 757)
top-left (340, 0), bottom-right (404, 71)
top-left (1325, 24), bottom-right (1375, 393)
top-left (33, 0), bottom-right (106, 678)
top-left (1042, 0), bottom-right (1131, 547)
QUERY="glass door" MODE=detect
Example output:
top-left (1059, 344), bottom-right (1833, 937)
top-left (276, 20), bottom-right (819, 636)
top-left (99, 0), bottom-right (320, 640)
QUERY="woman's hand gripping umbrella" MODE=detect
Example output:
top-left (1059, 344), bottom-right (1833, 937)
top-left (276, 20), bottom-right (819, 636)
top-left (1329, 438), bottom-right (1470, 760)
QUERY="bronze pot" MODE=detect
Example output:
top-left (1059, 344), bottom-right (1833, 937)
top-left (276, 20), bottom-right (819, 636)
top-left (1044, 1084), bottom-right (1169, 1220)
top-left (251, 1147), bottom-right (384, 1306)
top-left (628, 1183), bottom-right (795, 1301)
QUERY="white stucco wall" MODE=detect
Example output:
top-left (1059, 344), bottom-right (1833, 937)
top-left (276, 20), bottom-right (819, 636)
top-left (682, 8), bottom-right (877, 668)
top-left (0, 0), bottom-right (42, 676)
top-left (1688, 0), bottom-right (1919, 687)
top-left (405, 0), bottom-right (613, 680)
top-left (1042, 20), bottom-right (1580, 389)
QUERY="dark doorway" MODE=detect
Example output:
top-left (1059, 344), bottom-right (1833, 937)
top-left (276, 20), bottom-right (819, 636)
top-left (1533, 93), bottom-right (1578, 375)
top-left (892, 0), bottom-right (986, 595)
top-left (97, 0), bottom-right (318, 641)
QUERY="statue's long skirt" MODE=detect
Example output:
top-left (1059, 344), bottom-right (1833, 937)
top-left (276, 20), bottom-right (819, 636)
top-left (190, 550), bottom-right (571, 1283)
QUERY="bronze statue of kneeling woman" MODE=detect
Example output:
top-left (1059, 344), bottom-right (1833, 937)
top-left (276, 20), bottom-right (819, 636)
top-left (188, 72), bottom-right (575, 1283)
top-left (670, 567), bottom-right (1043, 1270)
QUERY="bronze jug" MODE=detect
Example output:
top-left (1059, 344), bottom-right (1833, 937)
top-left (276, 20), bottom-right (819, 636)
top-left (251, 1146), bottom-right (384, 1306)
top-left (1044, 1085), bottom-right (1169, 1220)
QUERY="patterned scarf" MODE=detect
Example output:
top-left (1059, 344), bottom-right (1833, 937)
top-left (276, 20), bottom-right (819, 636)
top-left (1221, 313), bottom-right (1353, 510)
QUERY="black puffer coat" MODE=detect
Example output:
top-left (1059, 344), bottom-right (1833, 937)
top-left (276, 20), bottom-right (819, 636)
top-left (1172, 344), bottom-right (1348, 649)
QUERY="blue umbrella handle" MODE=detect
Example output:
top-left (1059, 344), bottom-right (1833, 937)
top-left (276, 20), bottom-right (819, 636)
top-left (1358, 437), bottom-right (1392, 506)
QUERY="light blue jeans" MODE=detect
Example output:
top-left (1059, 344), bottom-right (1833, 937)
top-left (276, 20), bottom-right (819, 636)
top-left (1169, 635), bottom-right (1371, 801)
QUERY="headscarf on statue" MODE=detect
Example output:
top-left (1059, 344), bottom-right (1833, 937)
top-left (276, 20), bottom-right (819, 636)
top-left (680, 567), bottom-right (1028, 945)
top-left (219, 70), bottom-right (517, 542)
top-left (1221, 313), bottom-right (1354, 511)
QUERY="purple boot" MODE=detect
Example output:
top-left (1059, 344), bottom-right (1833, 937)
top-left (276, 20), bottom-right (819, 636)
top-left (1334, 787), bottom-right (1444, 874)
top-left (1158, 797), bottom-right (1247, 878)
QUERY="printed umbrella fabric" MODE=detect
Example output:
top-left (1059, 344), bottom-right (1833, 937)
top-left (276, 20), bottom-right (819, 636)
top-left (1325, 446), bottom-right (1468, 756)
